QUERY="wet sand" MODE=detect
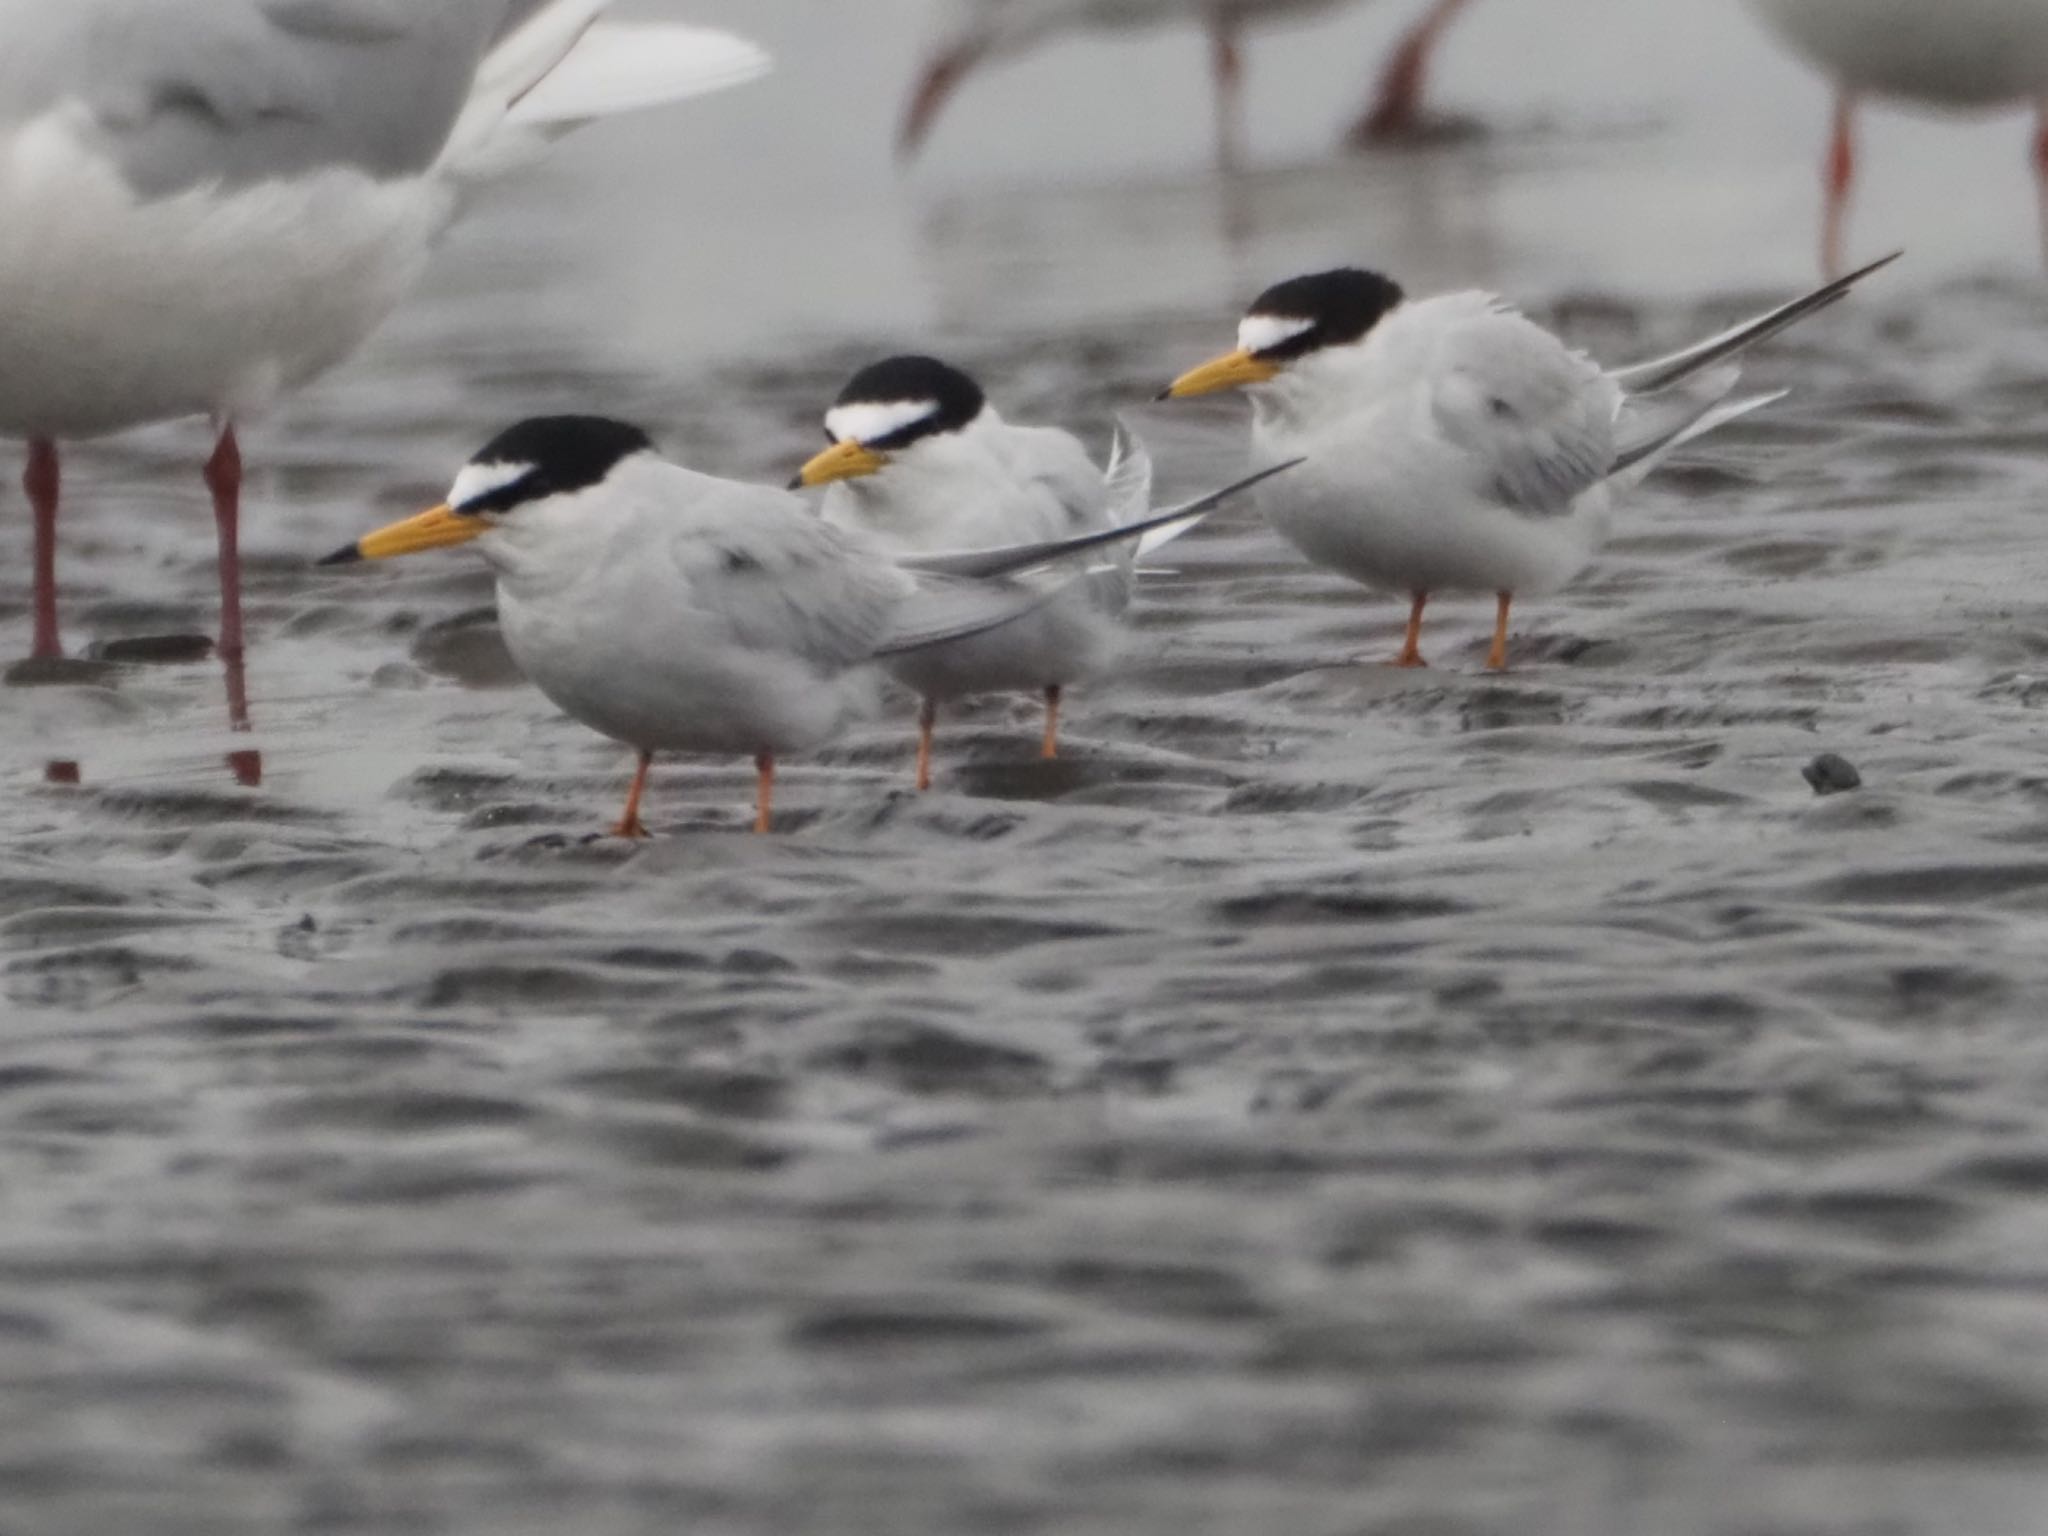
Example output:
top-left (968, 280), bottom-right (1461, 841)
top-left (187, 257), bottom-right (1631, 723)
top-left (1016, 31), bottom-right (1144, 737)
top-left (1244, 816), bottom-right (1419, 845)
top-left (8, 5), bottom-right (2048, 1531)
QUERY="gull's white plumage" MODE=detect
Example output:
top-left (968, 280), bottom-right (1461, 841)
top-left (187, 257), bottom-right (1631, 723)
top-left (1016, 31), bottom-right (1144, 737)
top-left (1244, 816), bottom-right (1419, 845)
top-left (1747, 0), bottom-right (2048, 108)
top-left (1742, 0), bottom-right (2048, 273)
top-left (0, 1), bottom-right (767, 436)
top-left (0, 0), bottom-right (768, 673)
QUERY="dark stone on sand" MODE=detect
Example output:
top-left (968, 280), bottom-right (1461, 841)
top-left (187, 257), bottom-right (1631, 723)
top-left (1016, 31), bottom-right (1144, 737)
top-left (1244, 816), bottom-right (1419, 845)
top-left (1803, 753), bottom-right (1863, 796)
top-left (4, 655), bottom-right (118, 687)
top-left (88, 633), bottom-right (214, 665)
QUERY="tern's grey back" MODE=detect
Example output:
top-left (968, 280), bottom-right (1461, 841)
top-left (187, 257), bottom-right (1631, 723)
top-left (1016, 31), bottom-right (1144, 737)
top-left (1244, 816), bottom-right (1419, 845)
top-left (0, 0), bottom-right (533, 197)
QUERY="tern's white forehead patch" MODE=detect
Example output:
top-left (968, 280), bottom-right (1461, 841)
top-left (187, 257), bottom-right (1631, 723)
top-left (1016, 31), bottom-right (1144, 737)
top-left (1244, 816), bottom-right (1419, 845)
top-left (825, 399), bottom-right (939, 446)
top-left (449, 459), bottom-right (532, 509)
top-left (1238, 314), bottom-right (1316, 356)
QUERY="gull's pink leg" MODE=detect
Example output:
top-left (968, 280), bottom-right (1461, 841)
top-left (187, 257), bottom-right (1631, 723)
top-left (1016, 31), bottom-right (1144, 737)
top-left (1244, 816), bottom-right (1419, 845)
top-left (1348, 0), bottom-right (1473, 147)
top-left (898, 40), bottom-right (986, 161)
top-left (26, 438), bottom-right (60, 660)
top-left (204, 424), bottom-right (259, 779)
top-left (204, 425), bottom-right (243, 664)
top-left (1823, 89), bottom-right (1858, 281)
top-left (1209, 9), bottom-right (1246, 170)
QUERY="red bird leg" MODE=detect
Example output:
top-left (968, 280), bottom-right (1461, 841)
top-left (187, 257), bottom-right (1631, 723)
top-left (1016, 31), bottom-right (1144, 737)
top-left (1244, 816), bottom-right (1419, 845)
top-left (1209, 12), bottom-right (1245, 169)
top-left (1823, 89), bottom-right (1857, 280)
top-left (26, 438), bottom-right (59, 660)
top-left (205, 425), bottom-right (244, 665)
top-left (1349, 0), bottom-right (1473, 145)
top-left (2033, 100), bottom-right (2048, 273)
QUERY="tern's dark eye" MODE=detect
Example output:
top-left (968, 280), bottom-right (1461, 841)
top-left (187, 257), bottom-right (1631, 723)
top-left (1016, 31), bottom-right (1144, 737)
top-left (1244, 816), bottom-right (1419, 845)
top-left (456, 416), bottom-right (656, 513)
top-left (1244, 268), bottom-right (1405, 360)
top-left (829, 355), bottom-right (987, 449)
top-left (454, 472), bottom-right (540, 516)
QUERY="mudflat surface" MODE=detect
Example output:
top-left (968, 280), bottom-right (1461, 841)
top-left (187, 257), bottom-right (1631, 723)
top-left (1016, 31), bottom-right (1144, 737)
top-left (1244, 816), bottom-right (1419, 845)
top-left (7, 4), bottom-right (2048, 1530)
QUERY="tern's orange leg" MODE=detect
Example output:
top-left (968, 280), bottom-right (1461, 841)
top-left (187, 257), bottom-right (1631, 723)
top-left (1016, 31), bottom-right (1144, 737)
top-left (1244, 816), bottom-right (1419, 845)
top-left (754, 751), bottom-right (775, 834)
top-left (611, 750), bottom-right (654, 839)
top-left (26, 438), bottom-right (59, 660)
top-left (1349, 0), bottom-right (1473, 146)
top-left (1394, 591), bottom-right (1430, 668)
top-left (1041, 684), bottom-right (1063, 760)
top-left (1822, 88), bottom-right (1857, 281)
top-left (915, 697), bottom-right (937, 792)
top-left (1487, 591), bottom-right (1513, 671)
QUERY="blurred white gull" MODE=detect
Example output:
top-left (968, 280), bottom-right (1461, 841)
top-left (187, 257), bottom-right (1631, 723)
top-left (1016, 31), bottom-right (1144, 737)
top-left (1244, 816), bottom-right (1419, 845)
top-left (1745, 0), bottom-right (2048, 275)
top-left (898, 0), bottom-right (1480, 165)
top-left (0, 0), bottom-right (768, 680)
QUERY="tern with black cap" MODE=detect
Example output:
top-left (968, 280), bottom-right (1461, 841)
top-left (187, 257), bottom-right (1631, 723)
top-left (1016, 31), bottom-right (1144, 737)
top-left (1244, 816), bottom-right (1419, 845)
top-left (794, 355), bottom-right (1199, 791)
top-left (1162, 253), bottom-right (1900, 670)
top-left (326, 416), bottom-right (1289, 836)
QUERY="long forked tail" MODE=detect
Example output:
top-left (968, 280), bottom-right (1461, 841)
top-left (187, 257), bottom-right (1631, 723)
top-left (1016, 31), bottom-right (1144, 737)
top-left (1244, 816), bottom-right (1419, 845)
top-left (1102, 424), bottom-right (1214, 564)
top-left (1608, 389), bottom-right (1789, 492)
top-left (899, 458), bottom-right (1302, 583)
top-left (1612, 251), bottom-right (1901, 394)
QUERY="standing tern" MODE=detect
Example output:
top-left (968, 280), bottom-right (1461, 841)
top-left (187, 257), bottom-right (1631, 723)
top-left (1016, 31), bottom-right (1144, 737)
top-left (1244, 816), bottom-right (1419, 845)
top-left (794, 355), bottom-right (1170, 790)
top-left (322, 416), bottom-right (1288, 836)
top-left (1161, 253), bottom-right (1901, 670)
top-left (899, 0), bottom-right (1481, 166)
top-left (1743, 0), bottom-right (2048, 276)
top-left (0, 0), bottom-right (768, 682)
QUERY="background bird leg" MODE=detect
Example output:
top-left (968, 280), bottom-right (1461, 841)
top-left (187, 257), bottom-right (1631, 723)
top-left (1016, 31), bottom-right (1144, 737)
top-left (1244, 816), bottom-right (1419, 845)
top-left (26, 439), bottom-right (60, 660)
top-left (1348, 0), bottom-right (1473, 146)
top-left (916, 697), bottom-right (938, 792)
top-left (754, 751), bottom-right (775, 833)
top-left (1208, 12), bottom-right (1246, 169)
top-left (612, 751), bottom-right (654, 839)
top-left (1822, 89), bottom-right (1858, 280)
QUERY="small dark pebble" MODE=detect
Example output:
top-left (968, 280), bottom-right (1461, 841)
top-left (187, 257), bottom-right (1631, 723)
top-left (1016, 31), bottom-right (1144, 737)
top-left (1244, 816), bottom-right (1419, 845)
top-left (1803, 753), bottom-right (1863, 796)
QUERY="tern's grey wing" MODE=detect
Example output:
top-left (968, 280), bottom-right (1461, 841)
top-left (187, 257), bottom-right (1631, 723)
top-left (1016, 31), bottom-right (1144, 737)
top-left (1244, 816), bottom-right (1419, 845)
top-left (1427, 310), bottom-right (1622, 519)
top-left (663, 481), bottom-right (907, 673)
top-left (0, 0), bottom-right (522, 196)
top-left (999, 424), bottom-right (1110, 539)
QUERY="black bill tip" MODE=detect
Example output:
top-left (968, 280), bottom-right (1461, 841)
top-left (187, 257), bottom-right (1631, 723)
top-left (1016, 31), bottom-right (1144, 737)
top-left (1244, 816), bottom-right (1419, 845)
top-left (785, 473), bottom-right (806, 491)
top-left (316, 543), bottom-right (364, 567)
top-left (1152, 386), bottom-right (1174, 403)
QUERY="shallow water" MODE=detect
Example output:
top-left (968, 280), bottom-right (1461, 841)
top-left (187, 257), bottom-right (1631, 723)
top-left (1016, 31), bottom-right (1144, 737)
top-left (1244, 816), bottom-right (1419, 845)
top-left (7, 3), bottom-right (2048, 1532)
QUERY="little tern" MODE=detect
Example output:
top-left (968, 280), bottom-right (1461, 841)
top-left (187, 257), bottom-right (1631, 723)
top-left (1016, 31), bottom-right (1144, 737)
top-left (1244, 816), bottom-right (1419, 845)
top-left (794, 355), bottom-right (1176, 790)
top-left (323, 416), bottom-right (1289, 835)
top-left (0, 0), bottom-right (767, 680)
top-left (1162, 253), bottom-right (1901, 670)
top-left (1743, 0), bottom-right (2048, 276)
top-left (898, 0), bottom-right (1481, 165)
